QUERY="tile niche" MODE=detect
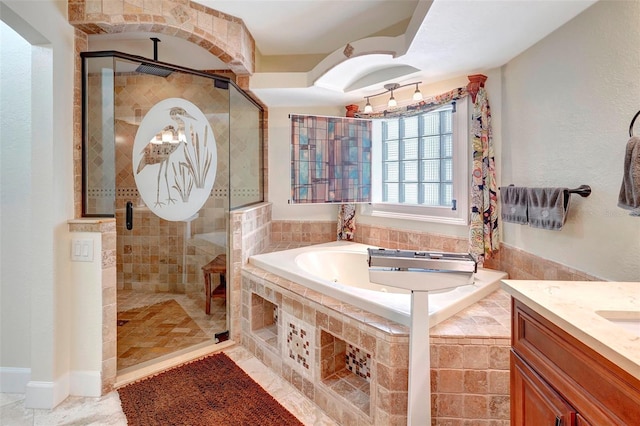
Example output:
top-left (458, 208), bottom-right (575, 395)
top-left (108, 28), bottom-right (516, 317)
top-left (242, 267), bottom-right (410, 425)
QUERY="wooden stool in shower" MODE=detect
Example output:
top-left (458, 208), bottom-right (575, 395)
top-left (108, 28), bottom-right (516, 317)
top-left (202, 254), bottom-right (226, 315)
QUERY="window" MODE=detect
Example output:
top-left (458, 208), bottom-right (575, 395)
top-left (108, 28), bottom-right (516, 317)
top-left (364, 97), bottom-right (469, 225)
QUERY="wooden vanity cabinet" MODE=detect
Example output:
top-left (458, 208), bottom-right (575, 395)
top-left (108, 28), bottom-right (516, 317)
top-left (510, 299), bottom-right (640, 425)
top-left (511, 353), bottom-right (576, 425)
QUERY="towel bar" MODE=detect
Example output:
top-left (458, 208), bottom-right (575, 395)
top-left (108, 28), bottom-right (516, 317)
top-left (499, 184), bottom-right (591, 198)
top-left (629, 110), bottom-right (640, 137)
top-left (565, 185), bottom-right (591, 197)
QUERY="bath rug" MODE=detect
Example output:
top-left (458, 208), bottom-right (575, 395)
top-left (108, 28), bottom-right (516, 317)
top-left (117, 299), bottom-right (210, 369)
top-left (118, 352), bottom-right (304, 426)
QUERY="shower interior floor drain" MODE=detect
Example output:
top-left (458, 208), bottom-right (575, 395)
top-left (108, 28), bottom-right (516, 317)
top-left (117, 320), bottom-right (129, 326)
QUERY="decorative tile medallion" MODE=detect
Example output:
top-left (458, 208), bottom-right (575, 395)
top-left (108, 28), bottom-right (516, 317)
top-left (282, 311), bottom-right (315, 378)
top-left (346, 344), bottom-right (371, 382)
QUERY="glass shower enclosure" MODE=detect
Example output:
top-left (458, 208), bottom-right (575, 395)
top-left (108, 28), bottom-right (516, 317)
top-left (81, 51), bottom-right (263, 370)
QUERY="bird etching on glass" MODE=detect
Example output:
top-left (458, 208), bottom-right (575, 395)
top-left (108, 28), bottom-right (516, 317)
top-left (135, 107), bottom-right (195, 206)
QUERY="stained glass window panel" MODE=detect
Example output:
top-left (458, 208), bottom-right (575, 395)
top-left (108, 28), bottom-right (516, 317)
top-left (290, 114), bottom-right (371, 203)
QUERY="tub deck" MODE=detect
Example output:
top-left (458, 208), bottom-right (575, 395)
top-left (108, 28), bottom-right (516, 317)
top-left (248, 241), bottom-right (508, 328)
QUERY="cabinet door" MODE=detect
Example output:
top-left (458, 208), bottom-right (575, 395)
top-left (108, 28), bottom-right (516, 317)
top-left (575, 414), bottom-right (592, 426)
top-left (511, 351), bottom-right (577, 426)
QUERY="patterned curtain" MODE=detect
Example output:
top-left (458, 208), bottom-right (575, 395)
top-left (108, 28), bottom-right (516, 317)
top-left (469, 87), bottom-right (499, 263)
top-left (337, 203), bottom-right (356, 241)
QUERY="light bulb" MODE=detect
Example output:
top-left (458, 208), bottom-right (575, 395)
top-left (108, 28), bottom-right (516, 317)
top-left (364, 98), bottom-right (373, 113)
top-left (413, 84), bottom-right (423, 101)
top-left (388, 91), bottom-right (397, 108)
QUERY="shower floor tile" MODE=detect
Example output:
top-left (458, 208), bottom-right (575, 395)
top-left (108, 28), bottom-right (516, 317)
top-left (117, 290), bottom-right (226, 371)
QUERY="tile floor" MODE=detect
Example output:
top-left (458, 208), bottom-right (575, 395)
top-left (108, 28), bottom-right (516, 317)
top-left (116, 290), bottom-right (226, 371)
top-left (0, 345), bottom-right (337, 426)
top-left (3, 253), bottom-right (247, 423)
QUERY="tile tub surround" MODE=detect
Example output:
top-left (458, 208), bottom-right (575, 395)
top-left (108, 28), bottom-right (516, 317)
top-left (242, 264), bottom-right (409, 425)
top-left (429, 290), bottom-right (511, 424)
top-left (229, 202), bottom-right (272, 342)
top-left (242, 262), bottom-right (512, 425)
top-left (271, 221), bottom-right (600, 283)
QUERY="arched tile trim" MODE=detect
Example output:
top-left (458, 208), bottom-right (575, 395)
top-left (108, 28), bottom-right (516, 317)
top-left (67, 0), bottom-right (255, 75)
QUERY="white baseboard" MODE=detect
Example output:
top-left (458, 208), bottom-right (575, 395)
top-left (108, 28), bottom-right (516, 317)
top-left (25, 373), bottom-right (69, 409)
top-left (4, 368), bottom-right (101, 407)
top-left (0, 367), bottom-right (30, 393)
top-left (70, 370), bottom-right (101, 397)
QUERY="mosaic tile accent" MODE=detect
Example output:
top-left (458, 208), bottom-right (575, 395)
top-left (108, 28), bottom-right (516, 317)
top-left (346, 344), bottom-right (372, 382)
top-left (282, 311), bottom-right (315, 378)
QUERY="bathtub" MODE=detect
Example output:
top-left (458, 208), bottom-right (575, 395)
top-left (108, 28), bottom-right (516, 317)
top-left (249, 241), bottom-right (507, 327)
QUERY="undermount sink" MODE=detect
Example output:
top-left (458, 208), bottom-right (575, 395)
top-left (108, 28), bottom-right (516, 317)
top-left (596, 310), bottom-right (640, 337)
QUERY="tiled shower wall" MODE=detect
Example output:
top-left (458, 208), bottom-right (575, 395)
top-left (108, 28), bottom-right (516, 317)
top-left (86, 72), bottom-right (230, 293)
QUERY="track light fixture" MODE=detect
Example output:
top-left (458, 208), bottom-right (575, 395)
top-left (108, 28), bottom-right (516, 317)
top-left (362, 81), bottom-right (422, 112)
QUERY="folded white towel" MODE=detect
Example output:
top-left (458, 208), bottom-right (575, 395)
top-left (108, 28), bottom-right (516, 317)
top-left (528, 187), bottom-right (569, 230)
top-left (618, 136), bottom-right (640, 215)
top-left (500, 186), bottom-right (528, 224)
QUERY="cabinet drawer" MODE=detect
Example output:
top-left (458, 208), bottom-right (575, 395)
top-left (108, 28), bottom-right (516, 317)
top-left (512, 299), bottom-right (640, 425)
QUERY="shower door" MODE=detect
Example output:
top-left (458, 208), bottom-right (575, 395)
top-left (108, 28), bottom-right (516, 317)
top-left (83, 53), bottom-right (232, 369)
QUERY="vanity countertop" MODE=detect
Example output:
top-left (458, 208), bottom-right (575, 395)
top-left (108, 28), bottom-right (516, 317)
top-left (501, 280), bottom-right (640, 381)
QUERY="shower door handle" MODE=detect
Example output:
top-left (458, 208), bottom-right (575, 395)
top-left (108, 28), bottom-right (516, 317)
top-left (126, 201), bottom-right (134, 230)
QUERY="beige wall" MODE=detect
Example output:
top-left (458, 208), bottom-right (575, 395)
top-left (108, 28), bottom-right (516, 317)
top-left (501, 0), bottom-right (640, 281)
top-left (0, 0), bottom-right (76, 408)
top-left (267, 1), bottom-right (640, 281)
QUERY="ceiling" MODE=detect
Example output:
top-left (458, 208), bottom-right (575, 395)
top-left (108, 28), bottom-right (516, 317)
top-left (88, 0), bottom-right (597, 108)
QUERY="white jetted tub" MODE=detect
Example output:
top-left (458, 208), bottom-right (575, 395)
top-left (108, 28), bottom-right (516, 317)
top-left (249, 241), bottom-right (507, 327)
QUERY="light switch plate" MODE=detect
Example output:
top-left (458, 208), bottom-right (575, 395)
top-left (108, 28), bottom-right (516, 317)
top-left (71, 239), bottom-right (94, 262)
